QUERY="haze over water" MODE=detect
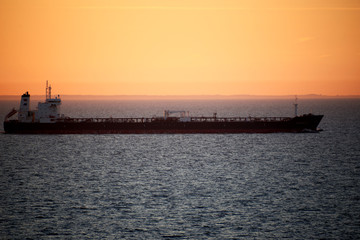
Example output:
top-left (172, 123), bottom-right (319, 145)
top-left (0, 98), bottom-right (360, 239)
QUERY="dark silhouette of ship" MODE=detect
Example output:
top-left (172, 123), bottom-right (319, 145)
top-left (3, 82), bottom-right (323, 134)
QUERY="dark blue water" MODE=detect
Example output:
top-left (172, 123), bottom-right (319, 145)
top-left (1, 99), bottom-right (360, 239)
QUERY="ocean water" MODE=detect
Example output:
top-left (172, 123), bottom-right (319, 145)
top-left (0, 98), bottom-right (360, 239)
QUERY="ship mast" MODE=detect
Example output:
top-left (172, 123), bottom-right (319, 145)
top-left (49, 84), bottom-right (52, 99)
top-left (45, 80), bottom-right (52, 100)
top-left (294, 96), bottom-right (298, 117)
top-left (46, 80), bottom-right (48, 99)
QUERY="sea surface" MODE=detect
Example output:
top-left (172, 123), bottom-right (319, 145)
top-left (0, 98), bottom-right (360, 239)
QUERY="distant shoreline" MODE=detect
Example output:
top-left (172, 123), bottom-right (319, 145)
top-left (0, 94), bottom-right (360, 100)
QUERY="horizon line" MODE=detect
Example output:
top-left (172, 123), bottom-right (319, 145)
top-left (1, 93), bottom-right (360, 100)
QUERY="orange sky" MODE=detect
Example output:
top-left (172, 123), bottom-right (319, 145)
top-left (1, 0), bottom-right (360, 96)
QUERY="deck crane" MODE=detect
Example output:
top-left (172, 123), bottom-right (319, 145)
top-left (163, 110), bottom-right (190, 120)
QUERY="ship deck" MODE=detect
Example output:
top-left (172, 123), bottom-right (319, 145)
top-left (58, 116), bottom-right (292, 123)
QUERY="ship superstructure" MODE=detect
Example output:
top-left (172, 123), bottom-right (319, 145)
top-left (3, 83), bottom-right (324, 134)
top-left (6, 81), bottom-right (64, 124)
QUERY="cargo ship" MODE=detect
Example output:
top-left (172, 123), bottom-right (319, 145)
top-left (3, 83), bottom-right (323, 134)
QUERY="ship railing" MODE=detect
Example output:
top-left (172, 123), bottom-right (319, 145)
top-left (58, 116), bottom-right (292, 123)
top-left (60, 117), bottom-right (156, 123)
top-left (189, 117), bottom-right (291, 122)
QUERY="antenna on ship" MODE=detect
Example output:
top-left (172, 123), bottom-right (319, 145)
top-left (46, 80), bottom-right (48, 99)
top-left (294, 95), bottom-right (298, 117)
top-left (49, 84), bottom-right (52, 99)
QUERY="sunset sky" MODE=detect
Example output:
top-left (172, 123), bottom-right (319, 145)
top-left (1, 0), bottom-right (360, 96)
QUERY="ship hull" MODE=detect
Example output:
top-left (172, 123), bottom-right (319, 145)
top-left (3, 115), bottom-right (323, 134)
